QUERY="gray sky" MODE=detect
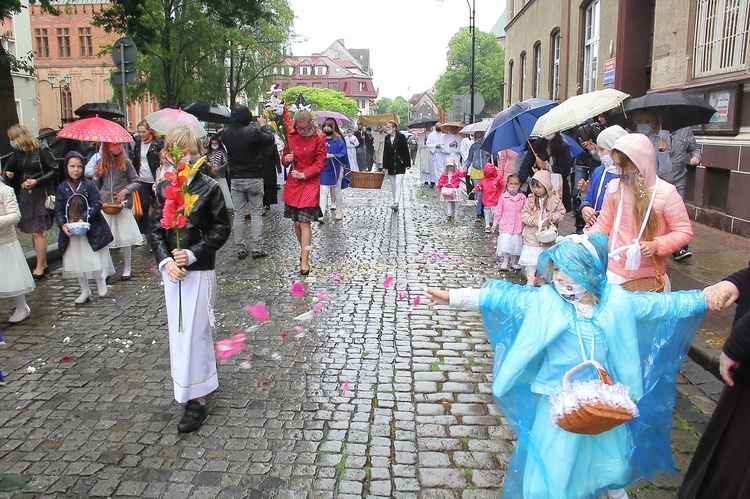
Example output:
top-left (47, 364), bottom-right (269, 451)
top-left (286, 0), bottom-right (504, 100)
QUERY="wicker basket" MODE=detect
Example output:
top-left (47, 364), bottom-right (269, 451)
top-left (102, 202), bottom-right (123, 215)
top-left (550, 360), bottom-right (639, 435)
top-left (621, 256), bottom-right (665, 293)
top-left (349, 171), bottom-right (385, 189)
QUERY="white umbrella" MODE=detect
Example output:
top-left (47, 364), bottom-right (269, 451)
top-left (460, 121), bottom-right (492, 134)
top-left (530, 89), bottom-right (629, 137)
top-left (146, 108), bottom-right (207, 138)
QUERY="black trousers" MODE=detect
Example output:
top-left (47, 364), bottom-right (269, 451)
top-left (136, 181), bottom-right (154, 234)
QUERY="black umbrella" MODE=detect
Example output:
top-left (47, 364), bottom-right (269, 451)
top-left (406, 115), bottom-right (439, 127)
top-left (295, 94), bottom-right (309, 108)
top-left (621, 91), bottom-right (716, 130)
top-left (74, 102), bottom-right (125, 119)
top-left (183, 101), bottom-right (232, 124)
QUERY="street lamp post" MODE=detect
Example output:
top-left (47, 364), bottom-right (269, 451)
top-left (48, 74), bottom-right (72, 128)
top-left (439, 0), bottom-right (476, 124)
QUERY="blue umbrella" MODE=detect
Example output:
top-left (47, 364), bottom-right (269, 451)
top-left (512, 133), bottom-right (585, 158)
top-left (481, 98), bottom-right (558, 154)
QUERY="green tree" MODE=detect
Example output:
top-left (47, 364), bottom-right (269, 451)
top-left (280, 87), bottom-right (358, 119)
top-left (0, 0), bottom-right (59, 153)
top-left (376, 97), bottom-right (393, 114)
top-left (93, 0), bottom-right (274, 108)
top-left (375, 96), bottom-right (409, 127)
top-left (434, 27), bottom-right (505, 119)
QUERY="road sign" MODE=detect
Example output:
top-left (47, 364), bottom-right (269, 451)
top-left (112, 38), bottom-right (137, 66)
top-left (603, 58), bottom-right (616, 86)
top-left (459, 92), bottom-right (485, 115)
top-left (112, 71), bottom-right (139, 86)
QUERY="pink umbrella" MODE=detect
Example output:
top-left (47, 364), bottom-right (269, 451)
top-left (315, 110), bottom-right (351, 125)
top-left (57, 116), bottom-right (134, 143)
top-left (146, 108), bottom-right (207, 137)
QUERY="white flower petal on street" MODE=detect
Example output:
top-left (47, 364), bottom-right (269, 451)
top-left (62, 336), bottom-right (70, 343)
top-left (293, 310), bottom-right (315, 321)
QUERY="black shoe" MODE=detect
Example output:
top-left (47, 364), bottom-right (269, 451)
top-left (674, 249), bottom-right (693, 261)
top-left (120, 274), bottom-right (132, 281)
top-left (252, 250), bottom-right (268, 260)
top-left (238, 249), bottom-right (249, 260)
top-left (300, 268), bottom-right (310, 276)
top-left (177, 401), bottom-right (208, 433)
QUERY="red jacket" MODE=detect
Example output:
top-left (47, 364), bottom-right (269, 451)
top-left (282, 129), bottom-right (327, 209)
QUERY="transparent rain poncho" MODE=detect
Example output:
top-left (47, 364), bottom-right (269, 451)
top-left (478, 233), bottom-right (706, 498)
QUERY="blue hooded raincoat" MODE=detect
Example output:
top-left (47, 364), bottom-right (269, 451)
top-left (475, 233), bottom-right (705, 498)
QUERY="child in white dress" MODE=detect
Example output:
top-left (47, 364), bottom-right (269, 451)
top-left (0, 181), bottom-right (35, 323)
top-left (55, 152), bottom-right (114, 304)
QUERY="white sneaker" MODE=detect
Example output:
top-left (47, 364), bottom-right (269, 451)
top-left (334, 210), bottom-right (343, 221)
top-left (8, 305), bottom-right (31, 323)
top-left (500, 261), bottom-right (509, 271)
top-left (484, 226), bottom-right (491, 233)
top-left (511, 262), bottom-right (523, 270)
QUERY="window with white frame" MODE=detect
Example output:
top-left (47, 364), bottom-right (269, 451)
top-left (359, 82), bottom-right (366, 91)
top-left (314, 66), bottom-right (327, 76)
top-left (551, 29), bottom-right (561, 100)
top-left (582, 0), bottom-right (600, 93)
top-left (520, 52), bottom-right (527, 101)
top-left (533, 43), bottom-right (542, 98)
top-left (300, 66), bottom-right (311, 76)
top-left (694, 0), bottom-right (750, 77)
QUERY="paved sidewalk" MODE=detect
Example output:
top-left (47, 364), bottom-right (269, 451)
top-left (0, 171), bottom-right (727, 497)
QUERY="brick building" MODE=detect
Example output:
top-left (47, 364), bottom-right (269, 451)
top-left (278, 40), bottom-right (378, 116)
top-left (30, 0), bottom-right (157, 132)
top-left (504, 0), bottom-right (750, 236)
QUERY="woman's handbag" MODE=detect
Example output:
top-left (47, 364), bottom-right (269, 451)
top-left (44, 193), bottom-right (56, 211)
top-left (621, 256), bottom-right (666, 293)
top-left (549, 360), bottom-right (640, 435)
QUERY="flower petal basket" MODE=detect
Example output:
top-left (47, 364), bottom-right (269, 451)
top-left (549, 360), bottom-right (640, 435)
top-left (349, 171), bottom-right (385, 189)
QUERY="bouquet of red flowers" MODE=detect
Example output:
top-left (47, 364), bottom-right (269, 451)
top-left (160, 144), bottom-right (203, 332)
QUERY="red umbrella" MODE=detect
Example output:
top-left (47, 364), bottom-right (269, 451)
top-left (57, 116), bottom-right (134, 143)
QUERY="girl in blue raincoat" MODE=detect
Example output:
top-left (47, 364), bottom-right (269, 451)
top-left (319, 118), bottom-right (350, 222)
top-left (423, 233), bottom-right (711, 499)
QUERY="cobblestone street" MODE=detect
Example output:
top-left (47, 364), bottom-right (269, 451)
top-left (0, 171), bottom-right (723, 498)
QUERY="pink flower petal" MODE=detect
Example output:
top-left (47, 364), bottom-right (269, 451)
top-left (382, 276), bottom-right (394, 288)
top-left (332, 274), bottom-right (342, 282)
top-left (215, 339), bottom-right (242, 361)
top-left (312, 303), bottom-right (324, 313)
top-left (314, 292), bottom-right (328, 301)
top-left (290, 282), bottom-right (305, 297)
top-left (281, 332), bottom-right (289, 338)
top-left (398, 291), bottom-right (408, 300)
top-left (243, 302), bottom-right (269, 322)
top-left (412, 296), bottom-right (421, 306)
top-left (283, 257), bottom-right (288, 263)
top-left (342, 380), bottom-right (349, 394)
top-left (294, 326), bottom-right (305, 333)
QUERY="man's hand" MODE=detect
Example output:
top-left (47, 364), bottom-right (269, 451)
top-left (720, 352), bottom-right (740, 386)
top-left (690, 156), bottom-right (701, 166)
top-left (257, 115), bottom-right (267, 127)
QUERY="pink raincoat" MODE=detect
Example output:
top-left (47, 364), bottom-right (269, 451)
top-left (493, 189), bottom-right (527, 235)
top-left (589, 133), bottom-right (692, 280)
top-left (521, 169), bottom-right (566, 247)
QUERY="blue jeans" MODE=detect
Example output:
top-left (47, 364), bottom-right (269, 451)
top-left (473, 179), bottom-right (484, 217)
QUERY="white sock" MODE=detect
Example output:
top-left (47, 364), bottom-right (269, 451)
top-left (13, 294), bottom-right (27, 311)
top-left (76, 277), bottom-right (91, 300)
top-left (122, 246), bottom-right (132, 276)
top-left (94, 271), bottom-right (108, 297)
